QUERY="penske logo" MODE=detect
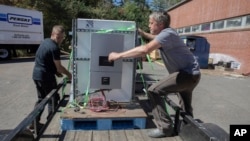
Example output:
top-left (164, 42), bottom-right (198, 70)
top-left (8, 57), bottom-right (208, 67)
top-left (8, 14), bottom-right (32, 25)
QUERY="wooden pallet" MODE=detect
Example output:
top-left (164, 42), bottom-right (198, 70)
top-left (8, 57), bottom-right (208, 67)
top-left (39, 99), bottom-right (183, 141)
top-left (60, 102), bottom-right (147, 130)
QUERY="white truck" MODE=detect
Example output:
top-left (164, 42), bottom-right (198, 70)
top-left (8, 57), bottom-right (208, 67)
top-left (0, 4), bottom-right (43, 60)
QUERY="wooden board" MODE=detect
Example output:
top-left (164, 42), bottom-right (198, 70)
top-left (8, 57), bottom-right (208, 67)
top-left (60, 130), bottom-right (181, 141)
top-left (60, 102), bottom-right (147, 119)
top-left (39, 111), bottom-right (61, 141)
top-left (149, 50), bottom-right (161, 60)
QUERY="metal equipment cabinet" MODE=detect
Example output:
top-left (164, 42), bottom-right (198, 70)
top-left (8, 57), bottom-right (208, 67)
top-left (71, 19), bottom-right (136, 102)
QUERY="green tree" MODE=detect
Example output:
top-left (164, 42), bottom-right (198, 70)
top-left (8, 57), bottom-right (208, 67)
top-left (1, 0), bottom-right (156, 52)
top-left (122, 1), bottom-right (151, 29)
top-left (149, 0), bottom-right (182, 11)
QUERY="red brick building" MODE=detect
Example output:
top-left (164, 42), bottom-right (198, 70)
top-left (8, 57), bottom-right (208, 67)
top-left (168, 0), bottom-right (250, 73)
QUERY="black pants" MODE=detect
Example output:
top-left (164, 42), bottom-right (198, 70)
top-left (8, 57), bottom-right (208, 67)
top-left (147, 71), bottom-right (200, 131)
top-left (33, 79), bottom-right (60, 122)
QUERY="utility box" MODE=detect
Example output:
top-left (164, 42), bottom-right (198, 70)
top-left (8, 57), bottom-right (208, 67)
top-left (181, 35), bottom-right (210, 69)
top-left (71, 19), bottom-right (136, 102)
top-left (90, 33), bottom-right (124, 89)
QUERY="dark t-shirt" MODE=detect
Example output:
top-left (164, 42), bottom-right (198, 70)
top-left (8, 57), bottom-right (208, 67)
top-left (32, 38), bottom-right (60, 81)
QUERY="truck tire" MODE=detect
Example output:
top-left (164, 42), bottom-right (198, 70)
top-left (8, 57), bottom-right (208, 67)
top-left (0, 48), bottom-right (11, 60)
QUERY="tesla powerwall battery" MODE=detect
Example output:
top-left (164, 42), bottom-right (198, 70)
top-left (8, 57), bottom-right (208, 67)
top-left (90, 33), bottom-right (124, 89)
top-left (71, 19), bottom-right (136, 102)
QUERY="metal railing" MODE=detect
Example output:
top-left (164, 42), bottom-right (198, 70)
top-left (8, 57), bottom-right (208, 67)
top-left (2, 79), bottom-right (70, 141)
top-left (164, 96), bottom-right (229, 141)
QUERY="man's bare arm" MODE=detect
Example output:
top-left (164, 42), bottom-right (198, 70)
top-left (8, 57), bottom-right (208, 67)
top-left (138, 28), bottom-right (156, 40)
top-left (54, 60), bottom-right (72, 80)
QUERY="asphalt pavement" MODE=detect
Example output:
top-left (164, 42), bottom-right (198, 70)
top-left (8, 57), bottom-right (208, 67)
top-left (0, 57), bottom-right (250, 134)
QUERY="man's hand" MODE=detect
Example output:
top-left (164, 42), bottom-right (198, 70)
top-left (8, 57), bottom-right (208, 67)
top-left (137, 28), bottom-right (144, 36)
top-left (108, 52), bottom-right (120, 62)
top-left (68, 73), bottom-right (72, 81)
top-left (56, 72), bottom-right (63, 77)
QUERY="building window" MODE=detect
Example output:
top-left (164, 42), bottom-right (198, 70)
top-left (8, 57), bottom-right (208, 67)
top-left (213, 20), bottom-right (224, 29)
top-left (226, 17), bottom-right (242, 28)
top-left (246, 15), bottom-right (250, 26)
top-left (192, 25), bottom-right (200, 32)
top-left (201, 23), bottom-right (210, 31)
top-left (177, 15), bottom-right (250, 35)
top-left (184, 27), bottom-right (191, 33)
top-left (178, 28), bottom-right (184, 33)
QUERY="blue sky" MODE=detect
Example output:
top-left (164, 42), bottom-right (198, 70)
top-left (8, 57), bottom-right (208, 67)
top-left (113, 0), bottom-right (153, 5)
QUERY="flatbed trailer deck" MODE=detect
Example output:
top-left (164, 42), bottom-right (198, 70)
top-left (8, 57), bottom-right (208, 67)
top-left (39, 107), bottom-right (183, 141)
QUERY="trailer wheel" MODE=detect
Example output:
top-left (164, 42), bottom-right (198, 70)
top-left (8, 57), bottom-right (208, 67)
top-left (0, 48), bottom-right (11, 60)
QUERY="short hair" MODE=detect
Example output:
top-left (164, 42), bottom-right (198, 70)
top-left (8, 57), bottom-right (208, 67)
top-left (149, 11), bottom-right (171, 28)
top-left (52, 25), bottom-right (65, 34)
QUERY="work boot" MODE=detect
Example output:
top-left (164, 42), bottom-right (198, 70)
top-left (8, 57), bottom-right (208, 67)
top-left (147, 127), bottom-right (174, 138)
top-left (28, 122), bottom-right (44, 131)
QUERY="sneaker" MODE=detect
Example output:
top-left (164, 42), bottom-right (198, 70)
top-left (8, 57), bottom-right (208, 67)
top-left (148, 128), bottom-right (173, 138)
